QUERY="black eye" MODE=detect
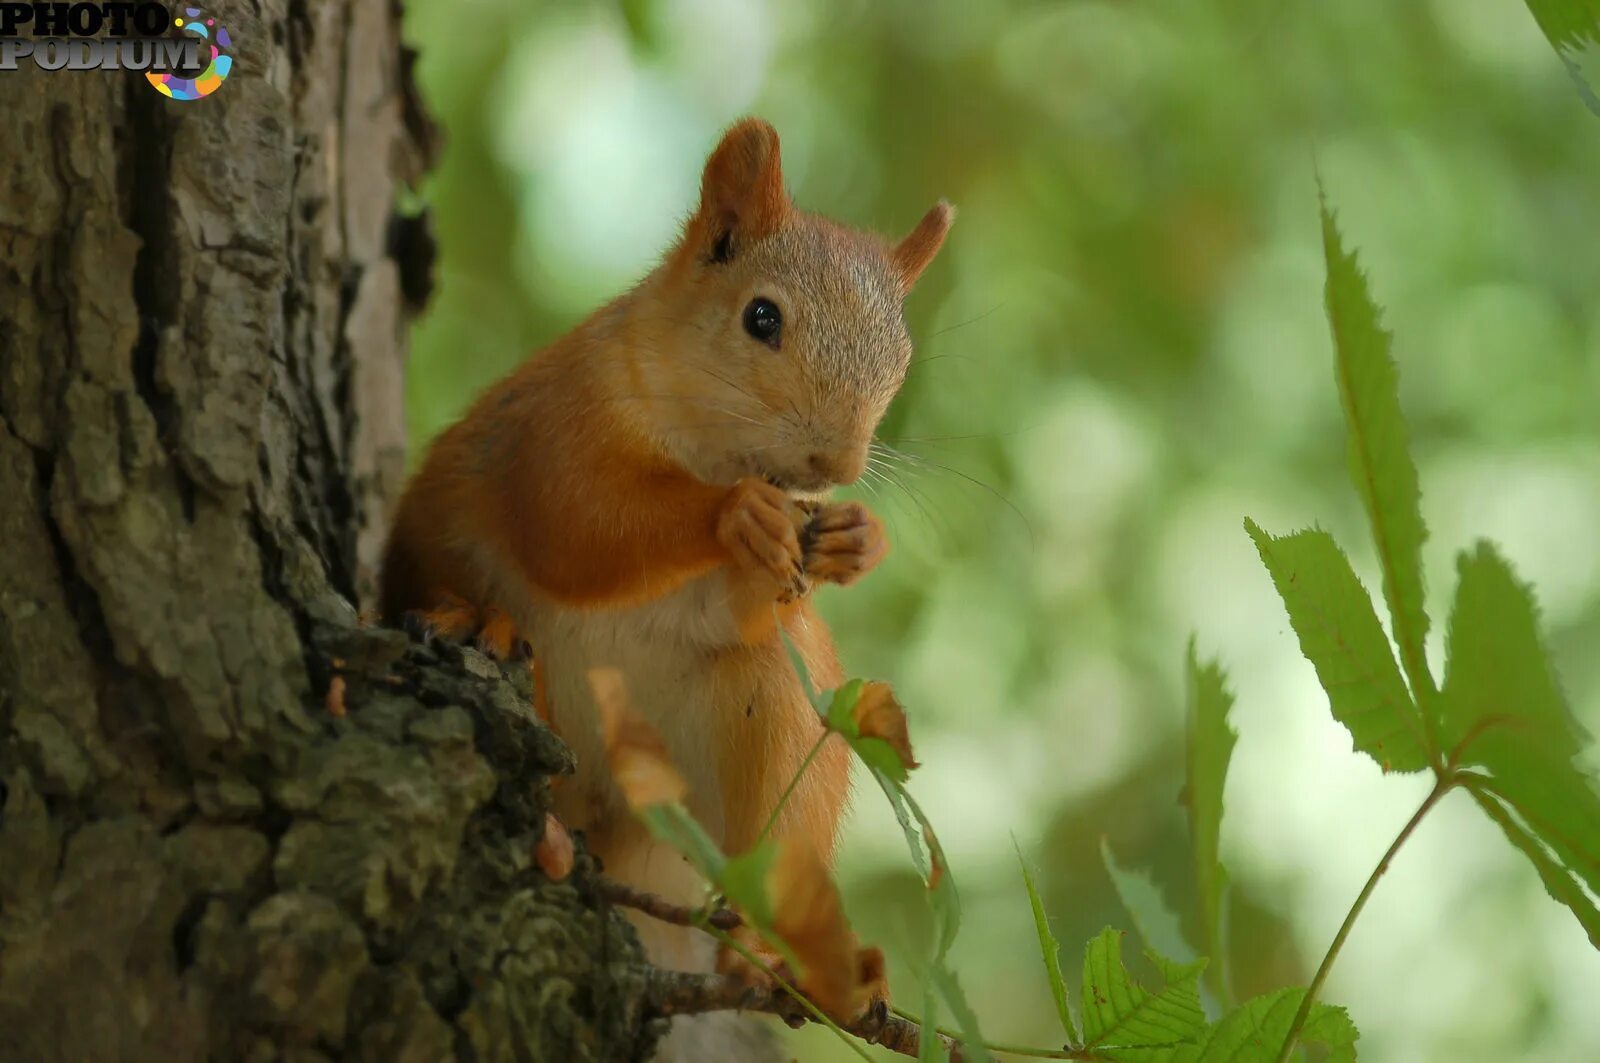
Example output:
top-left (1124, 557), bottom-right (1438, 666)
top-left (742, 297), bottom-right (782, 347)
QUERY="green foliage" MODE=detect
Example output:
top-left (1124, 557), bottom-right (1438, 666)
top-left (1016, 839), bottom-right (1079, 1044)
top-left (1244, 522), bottom-right (1430, 773)
top-left (1182, 643), bottom-right (1237, 1000)
top-left (930, 965), bottom-right (996, 1063)
top-left (1167, 988), bottom-right (1357, 1063)
top-left (1519, 0), bottom-right (1600, 114)
top-left (1080, 928), bottom-right (1207, 1056)
top-left (1318, 198), bottom-right (1436, 718)
top-left (1440, 543), bottom-right (1600, 945)
top-left (1101, 838), bottom-right (1195, 968)
top-left (1235, 200), bottom-right (1600, 1060)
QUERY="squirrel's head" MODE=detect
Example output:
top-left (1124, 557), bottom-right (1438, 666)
top-left (632, 118), bottom-right (953, 495)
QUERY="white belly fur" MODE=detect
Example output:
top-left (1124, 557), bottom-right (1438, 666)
top-left (507, 567), bottom-right (761, 966)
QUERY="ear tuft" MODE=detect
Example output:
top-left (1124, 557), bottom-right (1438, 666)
top-left (892, 200), bottom-right (955, 293)
top-left (691, 118), bottom-right (790, 264)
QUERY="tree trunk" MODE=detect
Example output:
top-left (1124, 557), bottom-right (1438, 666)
top-left (0, 5), bottom-right (658, 1060)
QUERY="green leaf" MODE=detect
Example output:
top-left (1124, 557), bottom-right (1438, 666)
top-left (931, 964), bottom-right (994, 1063)
top-left (1080, 928), bottom-right (1207, 1051)
top-left (827, 677), bottom-right (866, 735)
top-left (719, 841), bottom-right (779, 929)
top-left (1102, 837), bottom-right (1195, 967)
top-left (1467, 786), bottom-right (1600, 950)
top-left (1519, 0), bottom-right (1600, 115)
top-left (1440, 542), bottom-right (1600, 942)
top-left (871, 767), bottom-right (961, 957)
top-left (1182, 639), bottom-right (1236, 1000)
top-left (638, 803), bottom-right (725, 883)
top-left (1298, 1000), bottom-right (1360, 1063)
top-left (1181, 988), bottom-right (1356, 1063)
top-left (1128, 988), bottom-right (1358, 1063)
top-left (1319, 199), bottom-right (1435, 716)
top-left (853, 734), bottom-right (912, 784)
top-left (1015, 838), bottom-right (1079, 1044)
top-left (1245, 520), bottom-right (1431, 773)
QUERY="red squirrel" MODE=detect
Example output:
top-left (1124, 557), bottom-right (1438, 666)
top-left (380, 118), bottom-right (951, 1029)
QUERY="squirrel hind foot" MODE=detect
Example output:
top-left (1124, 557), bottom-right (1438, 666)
top-left (402, 595), bottom-right (531, 662)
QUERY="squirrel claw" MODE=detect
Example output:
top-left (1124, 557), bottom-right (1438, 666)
top-left (404, 595), bottom-right (530, 663)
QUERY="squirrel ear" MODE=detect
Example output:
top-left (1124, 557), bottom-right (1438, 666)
top-left (891, 200), bottom-right (955, 293)
top-left (689, 118), bottom-right (790, 264)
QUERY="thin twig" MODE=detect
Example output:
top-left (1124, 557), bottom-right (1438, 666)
top-left (596, 875), bottom-right (742, 931)
top-left (638, 963), bottom-right (967, 1062)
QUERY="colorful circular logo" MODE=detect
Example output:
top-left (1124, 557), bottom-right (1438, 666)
top-left (146, 7), bottom-right (233, 101)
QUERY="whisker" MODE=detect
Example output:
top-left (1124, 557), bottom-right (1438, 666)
top-left (871, 440), bottom-right (1035, 549)
top-left (866, 454), bottom-right (948, 544)
top-left (927, 303), bottom-right (1003, 339)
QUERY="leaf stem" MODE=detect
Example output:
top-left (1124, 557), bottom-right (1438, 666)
top-left (754, 728), bottom-right (831, 847)
top-left (1273, 775), bottom-right (1455, 1063)
top-left (888, 1005), bottom-right (1085, 1060)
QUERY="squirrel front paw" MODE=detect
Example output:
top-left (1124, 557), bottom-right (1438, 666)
top-left (717, 477), bottom-right (809, 600)
top-left (800, 501), bottom-right (887, 586)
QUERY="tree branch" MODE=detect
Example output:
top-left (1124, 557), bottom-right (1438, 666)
top-left (595, 875), bottom-right (743, 931)
top-left (637, 966), bottom-right (965, 1061)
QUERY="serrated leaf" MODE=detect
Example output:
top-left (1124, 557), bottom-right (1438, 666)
top-left (1102, 837), bottom-right (1195, 967)
top-left (1440, 542), bottom-right (1600, 941)
top-left (1298, 1001), bottom-right (1360, 1063)
top-left (1183, 639), bottom-right (1236, 1001)
top-left (872, 767), bottom-right (961, 956)
top-left (1080, 928), bottom-right (1207, 1051)
top-left (1319, 199), bottom-right (1435, 714)
top-left (931, 964), bottom-right (995, 1063)
top-left (1519, 0), bottom-right (1600, 115)
top-left (1015, 838), bottom-right (1078, 1044)
top-left (1181, 988), bottom-right (1356, 1063)
top-left (1246, 521), bottom-right (1430, 773)
top-left (1467, 786), bottom-right (1600, 950)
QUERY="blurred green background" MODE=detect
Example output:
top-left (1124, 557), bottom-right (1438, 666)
top-left (399, 2), bottom-right (1600, 1059)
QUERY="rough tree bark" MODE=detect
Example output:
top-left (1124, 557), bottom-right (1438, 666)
top-left (0, 4), bottom-right (661, 1060)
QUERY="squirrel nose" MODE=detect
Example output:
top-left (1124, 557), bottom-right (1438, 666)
top-left (807, 450), bottom-right (863, 486)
